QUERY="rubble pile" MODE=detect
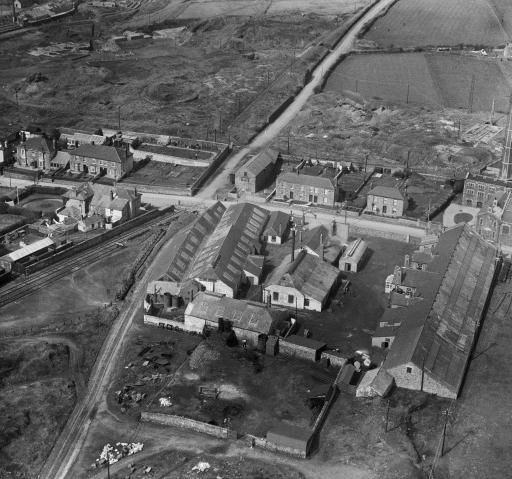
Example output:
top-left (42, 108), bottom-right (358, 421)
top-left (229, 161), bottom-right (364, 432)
top-left (95, 442), bottom-right (144, 466)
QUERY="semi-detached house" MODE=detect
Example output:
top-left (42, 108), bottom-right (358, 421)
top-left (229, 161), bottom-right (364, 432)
top-left (69, 144), bottom-right (133, 180)
top-left (276, 171), bottom-right (339, 206)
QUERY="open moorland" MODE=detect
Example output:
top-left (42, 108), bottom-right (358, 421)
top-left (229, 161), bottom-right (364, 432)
top-left (0, 0), bottom-right (371, 145)
top-left (363, 0), bottom-right (512, 48)
top-left (324, 52), bottom-right (512, 113)
top-left (271, 90), bottom-right (499, 178)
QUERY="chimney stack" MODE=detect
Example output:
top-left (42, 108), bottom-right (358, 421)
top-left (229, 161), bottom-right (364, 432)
top-left (321, 233), bottom-right (325, 262)
top-left (393, 265), bottom-right (402, 285)
top-left (404, 254), bottom-right (410, 268)
top-left (501, 102), bottom-right (512, 180)
top-left (291, 228), bottom-right (296, 263)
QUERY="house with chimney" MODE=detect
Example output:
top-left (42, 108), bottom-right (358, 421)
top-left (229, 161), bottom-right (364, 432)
top-left (263, 249), bottom-right (340, 312)
top-left (90, 187), bottom-right (141, 224)
top-left (475, 192), bottom-right (512, 252)
top-left (276, 165), bottom-right (341, 206)
top-left (262, 210), bottom-right (290, 244)
top-left (16, 136), bottom-right (56, 170)
top-left (463, 108), bottom-right (512, 208)
top-left (365, 186), bottom-right (405, 217)
top-left (69, 144), bottom-right (133, 180)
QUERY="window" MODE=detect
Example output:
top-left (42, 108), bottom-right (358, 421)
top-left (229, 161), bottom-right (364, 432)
top-left (382, 205), bottom-right (387, 214)
top-left (466, 189), bottom-right (474, 197)
top-left (324, 197), bottom-right (328, 203)
top-left (272, 292), bottom-right (279, 301)
top-left (313, 195), bottom-right (318, 203)
top-left (304, 298), bottom-right (309, 307)
top-left (478, 184), bottom-right (484, 190)
top-left (271, 235), bottom-right (276, 242)
top-left (288, 294), bottom-right (294, 304)
top-left (393, 199), bottom-right (397, 206)
top-left (503, 225), bottom-right (510, 235)
top-left (466, 182), bottom-right (474, 188)
top-left (289, 191), bottom-right (294, 199)
top-left (406, 367), bottom-right (412, 374)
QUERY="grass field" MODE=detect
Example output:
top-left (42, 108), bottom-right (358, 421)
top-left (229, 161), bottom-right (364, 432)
top-left (324, 53), bottom-right (442, 107)
top-left (324, 52), bottom-right (511, 113)
top-left (364, 0), bottom-right (510, 48)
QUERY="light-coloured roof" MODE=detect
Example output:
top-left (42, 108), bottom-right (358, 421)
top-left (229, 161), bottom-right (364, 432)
top-left (367, 186), bottom-right (404, 200)
top-left (185, 291), bottom-right (288, 334)
top-left (264, 250), bottom-right (340, 303)
top-left (53, 150), bottom-right (70, 166)
top-left (60, 130), bottom-right (106, 145)
top-left (238, 148), bottom-right (279, 178)
top-left (278, 171), bottom-right (335, 190)
top-left (1, 237), bottom-right (54, 262)
top-left (383, 225), bottom-right (496, 396)
top-left (188, 203), bottom-right (269, 291)
top-left (340, 238), bottom-right (367, 263)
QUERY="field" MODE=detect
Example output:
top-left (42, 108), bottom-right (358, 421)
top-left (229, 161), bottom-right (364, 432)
top-left (324, 52), bottom-right (511, 114)
top-left (325, 53), bottom-right (442, 107)
top-left (0, 10), bottom-right (347, 146)
top-left (363, 0), bottom-right (511, 48)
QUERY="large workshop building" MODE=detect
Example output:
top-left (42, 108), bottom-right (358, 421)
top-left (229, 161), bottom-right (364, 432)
top-left (380, 225), bottom-right (497, 399)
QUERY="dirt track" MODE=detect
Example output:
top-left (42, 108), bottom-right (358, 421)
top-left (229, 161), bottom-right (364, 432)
top-left (198, 0), bottom-right (398, 199)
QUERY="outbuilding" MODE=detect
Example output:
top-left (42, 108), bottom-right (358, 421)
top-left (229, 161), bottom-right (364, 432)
top-left (262, 210), bottom-right (290, 244)
top-left (266, 423), bottom-right (313, 458)
top-left (338, 238), bottom-right (368, 272)
top-left (279, 335), bottom-right (326, 362)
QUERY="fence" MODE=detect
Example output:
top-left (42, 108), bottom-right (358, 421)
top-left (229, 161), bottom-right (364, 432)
top-left (189, 145), bottom-right (232, 196)
top-left (140, 412), bottom-right (237, 439)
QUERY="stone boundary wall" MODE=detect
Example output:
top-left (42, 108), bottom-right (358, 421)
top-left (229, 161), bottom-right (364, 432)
top-left (141, 412), bottom-right (236, 439)
top-left (244, 434), bottom-right (308, 459)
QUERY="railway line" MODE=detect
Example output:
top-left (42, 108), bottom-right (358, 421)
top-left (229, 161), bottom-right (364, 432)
top-left (0, 209), bottom-right (180, 308)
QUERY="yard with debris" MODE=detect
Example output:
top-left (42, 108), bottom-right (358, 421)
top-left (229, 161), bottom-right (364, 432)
top-left (110, 330), bottom-right (337, 437)
top-left (261, 235), bottom-right (416, 357)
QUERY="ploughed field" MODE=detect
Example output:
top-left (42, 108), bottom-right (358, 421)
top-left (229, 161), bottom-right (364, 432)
top-left (363, 0), bottom-right (511, 48)
top-left (324, 52), bottom-right (511, 113)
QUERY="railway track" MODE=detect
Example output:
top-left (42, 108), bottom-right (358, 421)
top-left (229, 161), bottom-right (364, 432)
top-left (0, 210), bottom-right (180, 308)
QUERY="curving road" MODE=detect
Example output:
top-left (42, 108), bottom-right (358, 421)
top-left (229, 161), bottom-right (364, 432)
top-left (39, 1), bottom-right (400, 477)
top-left (198, 0), bottom-right (398, 200)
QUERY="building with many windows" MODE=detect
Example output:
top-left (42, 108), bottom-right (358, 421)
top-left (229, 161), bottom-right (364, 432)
top-left (276, 171), bottom-right (340, 206)
top-left (475, 191), bottom-right (512, 251)
top-left (69, 144), bottom-right (133, 180)
top-left (365, 186), bottom-right (405, 217)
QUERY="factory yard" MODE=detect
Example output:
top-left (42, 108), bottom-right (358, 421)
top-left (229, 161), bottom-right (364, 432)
top-left (363, 0), bottom-right (512, 48)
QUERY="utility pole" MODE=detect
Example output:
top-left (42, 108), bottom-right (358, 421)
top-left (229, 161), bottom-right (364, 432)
top-left (406, 83), bottom-right (410, 104)
top-left (490, 96), bottom-right (495, 125)
top-left (468, 74), bottom-right (476, 113)
top-left (117, 106), bottom-right (121, 131)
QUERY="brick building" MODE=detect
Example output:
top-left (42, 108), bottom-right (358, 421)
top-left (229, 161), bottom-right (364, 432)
top-left (16, 136), bottom-right (56, 170)
top-left (276, 171), bottom-right (339, 206)
top-left (235, 148), bottom-right (280, 194)
top-left (69, 144), bottom-right (133, 180)
top-left (475, 192), bottom-right (512, 252)
top-left (365, 186), bottom-right (405, 217)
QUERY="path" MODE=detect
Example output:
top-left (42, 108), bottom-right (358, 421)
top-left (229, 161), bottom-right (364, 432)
top-left (198, 0), bottom-right (398, 200)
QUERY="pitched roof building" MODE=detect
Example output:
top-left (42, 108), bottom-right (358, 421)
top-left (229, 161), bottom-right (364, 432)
top-left (16, 136), bottom-right (56, 170)
top-left (235, 148), bottom-right (280, 193)
top-left (262, 210), bottom-right (290, 244)
top-left (276, 170), bottom-right (340, 206)
top-left (69, 144), bottom-right (133, 180)
top-left (476, 191), bottom-right (512, 252)
top-left (381, 225), bottom-right (497, 398)
top-left (366, 186), bottom-right (405, 217)
top-left (263, 250), bottom-right (340, 312)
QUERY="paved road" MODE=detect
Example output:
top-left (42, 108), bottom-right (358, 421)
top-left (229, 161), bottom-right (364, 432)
top-left (198, 0), bottom-right (397, 200)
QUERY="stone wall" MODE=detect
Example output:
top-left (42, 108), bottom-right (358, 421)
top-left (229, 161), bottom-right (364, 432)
top-left (141, 412), bottom-right (237, 439)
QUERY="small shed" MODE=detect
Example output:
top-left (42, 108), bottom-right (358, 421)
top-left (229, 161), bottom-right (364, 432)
top-left (339, 238), bottom-right (368, 272)
top-left (356, 367), bottom-right (394, 398)
top-left (321, 350), bottom-right (347, 369)
top-left (266, 423), bottom-right (313, 457)
top-left (279, 335), bottom-right (327, 362)
top-left (263, 210), bottom-right (290, 244)
top-left (371, 325), bottom-right (399, 349)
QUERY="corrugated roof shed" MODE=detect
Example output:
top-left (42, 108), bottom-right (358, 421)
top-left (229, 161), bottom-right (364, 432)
top-left (339, 238), bottom-right (367, 265)
top-left (161, 202), bottom-right (226, 283)
top-left (281, 335), bottom-right (326, 351)
top-left (264, 250), bottom-right (340, 303)
top-left (188, 203), bottom-right (269, 291)
top-left (238, 148), bottom-right (279, 177)
top-left (185, 291), bottom-right (288, 334)
top-left (383, 225), bottom-right (497, 396)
